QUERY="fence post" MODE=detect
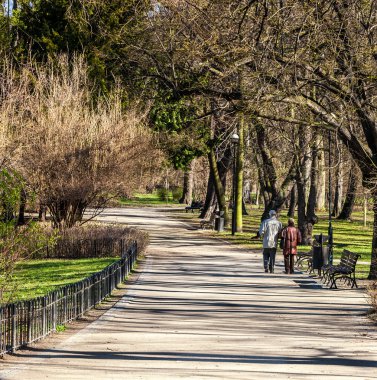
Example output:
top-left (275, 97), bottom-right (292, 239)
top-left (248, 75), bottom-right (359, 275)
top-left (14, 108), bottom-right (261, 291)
top-left (42, 296), bottom-right (46, 337)
top-left (0, 307), bottom-right (3, 355)
top-left (51, 291), bottom-right (57, 331)
top-left (63, 287), bottom-right (68, 323)
top-left (27, 301), bottom-right (32, 344)
top-left (80, 282), bottom-right (84, 317)
top-left (11, 303), bottom-right (17, 352)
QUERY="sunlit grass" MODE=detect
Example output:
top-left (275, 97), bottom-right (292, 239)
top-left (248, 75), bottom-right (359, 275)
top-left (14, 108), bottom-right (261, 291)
top-left (5, 258), bottom-right (118, 302)
top-left (119, 192), bottom-right (180, 206)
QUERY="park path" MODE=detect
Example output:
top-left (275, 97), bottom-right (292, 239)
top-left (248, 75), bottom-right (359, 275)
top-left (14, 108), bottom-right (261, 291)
top-left (0, 207), bottom-right (376, 379)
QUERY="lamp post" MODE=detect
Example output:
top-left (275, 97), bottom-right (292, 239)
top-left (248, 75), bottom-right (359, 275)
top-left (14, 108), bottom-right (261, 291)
top-left (231, 132), bottom-right (240, 235)
top-left (328, 130), bottom-right (333, 265)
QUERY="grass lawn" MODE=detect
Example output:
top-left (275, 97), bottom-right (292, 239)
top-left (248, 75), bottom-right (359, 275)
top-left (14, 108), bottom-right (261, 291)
top-left (176, 205), bottom-right (373, 279)
top-left (119, 192), bottom-right (180, 207)
top-left (5, 258), bottom-right (119, 302)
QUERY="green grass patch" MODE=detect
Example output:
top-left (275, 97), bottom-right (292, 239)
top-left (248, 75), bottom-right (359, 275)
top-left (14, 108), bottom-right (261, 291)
top-left (119, 191), bottom-right (180, 206)
top-left (56, 324), bottom-right (66, 332)
top-left (6, 257), bottom-right (119, 302)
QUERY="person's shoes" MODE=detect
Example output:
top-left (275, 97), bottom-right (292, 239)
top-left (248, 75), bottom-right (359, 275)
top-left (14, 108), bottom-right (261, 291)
top-left (269, 268), bottom-right (274, 273)
top-left (264, 269), bottom-right (268, 273)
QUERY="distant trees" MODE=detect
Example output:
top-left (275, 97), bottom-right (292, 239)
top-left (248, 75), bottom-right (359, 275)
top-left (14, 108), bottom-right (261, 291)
top-left (253, 0), bottom-right (377, 278)
top-left (130, 0), bottom-right (377, 277)
top-left (1, 0), bottom-right (376, 277)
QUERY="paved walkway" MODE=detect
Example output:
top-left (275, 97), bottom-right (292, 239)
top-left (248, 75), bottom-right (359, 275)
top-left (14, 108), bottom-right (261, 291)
top-left (0, 207), bottom-right (376, 379)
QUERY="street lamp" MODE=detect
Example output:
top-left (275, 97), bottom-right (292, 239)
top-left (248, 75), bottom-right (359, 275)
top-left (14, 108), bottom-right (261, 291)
top-left (231, 132), bottom-right (240, 235)
top-left (328, 130), bottom-right (333, 265)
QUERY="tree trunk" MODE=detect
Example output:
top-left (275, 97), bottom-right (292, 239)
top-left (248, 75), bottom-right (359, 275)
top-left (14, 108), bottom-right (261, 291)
top-left (288, 184), bottom-right (297, 217)
top-left (337, 163), bottom-right (358, 220)
top-left (17, 188), bottom-right (26, 226)
top-left (369, 194), bottom-right (377, 280)
top-left (296, 126), bottom-right (311, 242)
top-left (208, 148), bottom-right (229, 226)
top-left (200, 169), bottom-right (216, 219)
top-left (316, 137), bottom-right (326, 210)
top-left (39, 204), bottom-right (47, 222)
top-left (303, 131), bottom-right (320, 245)
top-left (243, 177), bottom-right (252, 204)
top-left (200, 143), bottom-right (231, 220)
top-left (296, 178), bottom-right (307, 240)
top-left (297, 126), bottom-right (319, 245)
top-left (364, 195), bottom-right (368, 228)
top-left (332, 152), bottom-right (343, 217)
top-left (179, 161), bottom-right (194, 205)
top-left (255, 182), bottom-right (260, 207)
top-left (235, 116), bottom-right (245, 232)
top-left (255, 123), bottom-right (296, 220)
top-left (307, 132), bottom-right (320, 219)
top-left (242, 199), bottom-right (248, 215)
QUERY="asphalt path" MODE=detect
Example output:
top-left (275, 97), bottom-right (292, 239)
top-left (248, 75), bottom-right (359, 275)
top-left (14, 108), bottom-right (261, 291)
top-left (0, 207), bottom-right (376, 379)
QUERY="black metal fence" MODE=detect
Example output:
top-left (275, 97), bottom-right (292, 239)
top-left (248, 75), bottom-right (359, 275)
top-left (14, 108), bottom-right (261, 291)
top-left (0, 240), bottom-right (138, 356)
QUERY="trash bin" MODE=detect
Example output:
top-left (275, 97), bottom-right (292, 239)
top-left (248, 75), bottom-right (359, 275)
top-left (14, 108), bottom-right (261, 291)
top-left (312, 233), bottom-right (330, 272)
top-left (314, 234), bottom-right (329, 245)
top-left (312, 245), bottom-right (323, 270)
top-left (215, 216), bottom-right (224, 232)
top-left (321, 246), bottom-right (329, 267)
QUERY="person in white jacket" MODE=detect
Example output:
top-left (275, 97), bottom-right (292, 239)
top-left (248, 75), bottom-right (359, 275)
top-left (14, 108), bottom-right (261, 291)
top-left (258, 210), bottom-right (282, 273)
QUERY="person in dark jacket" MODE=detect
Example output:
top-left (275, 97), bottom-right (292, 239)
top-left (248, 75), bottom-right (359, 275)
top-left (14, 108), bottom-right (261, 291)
top-left (281, 218), bottom-right (302, 274)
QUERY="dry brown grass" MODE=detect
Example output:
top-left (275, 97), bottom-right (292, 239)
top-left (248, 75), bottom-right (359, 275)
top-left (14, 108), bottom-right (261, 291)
top-left (39, 224), bottom-right (149, 259)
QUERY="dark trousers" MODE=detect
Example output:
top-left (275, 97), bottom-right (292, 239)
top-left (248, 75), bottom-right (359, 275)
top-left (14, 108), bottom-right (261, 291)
top-left (263, 248), bottom-right (276, 272)
top-left (284, 254), bottom-right (295, 274)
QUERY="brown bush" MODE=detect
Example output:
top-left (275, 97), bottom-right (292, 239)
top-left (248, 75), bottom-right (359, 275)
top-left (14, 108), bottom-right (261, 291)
top-left (1, 55), bottom-right (164, 229)
top-left (41, 224), bottom-right (149, 259)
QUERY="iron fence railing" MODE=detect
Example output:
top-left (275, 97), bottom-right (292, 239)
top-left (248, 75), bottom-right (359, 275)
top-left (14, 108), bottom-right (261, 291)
top-left (0, 240), bottom-right (138, 356)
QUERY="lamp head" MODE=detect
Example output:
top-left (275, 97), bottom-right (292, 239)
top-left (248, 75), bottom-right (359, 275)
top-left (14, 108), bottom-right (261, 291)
top-left (230, 133), bottom-right (240, 144)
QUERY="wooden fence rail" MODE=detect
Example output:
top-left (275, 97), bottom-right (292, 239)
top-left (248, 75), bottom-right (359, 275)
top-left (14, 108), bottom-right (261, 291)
top-left (0, 240), bottom-right (138, 356)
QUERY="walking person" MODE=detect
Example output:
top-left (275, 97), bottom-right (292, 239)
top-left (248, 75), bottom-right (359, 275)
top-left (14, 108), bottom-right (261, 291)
top-left (258, 210), bottom-right (282, 273)
top-left (281, 218), bottom-right (302, 274)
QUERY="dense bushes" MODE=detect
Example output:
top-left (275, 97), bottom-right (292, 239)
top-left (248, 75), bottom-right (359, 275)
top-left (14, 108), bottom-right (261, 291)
top-left (43, 225), bottom-right (149, 259)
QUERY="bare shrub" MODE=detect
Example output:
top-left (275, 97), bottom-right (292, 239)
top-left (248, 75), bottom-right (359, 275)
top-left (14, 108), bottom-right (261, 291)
top-left (42, 224), bottom-right (149, 259)
top-left (1, 55), bottom-right (163, 228)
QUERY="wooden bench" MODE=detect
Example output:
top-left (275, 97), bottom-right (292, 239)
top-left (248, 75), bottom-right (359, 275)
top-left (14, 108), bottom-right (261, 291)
top-left (185, 201), bottom-right (204, 213)
top-left (324, 250), bottom-right (361, 289)
top-left (321, 249), bottom-right (350, 284)
top-left (200, 212), bottom-right (216, 230)
top-left (296, 250), bottom-right (313, 271)
top-left (296, 234), bottom-right (330, 275)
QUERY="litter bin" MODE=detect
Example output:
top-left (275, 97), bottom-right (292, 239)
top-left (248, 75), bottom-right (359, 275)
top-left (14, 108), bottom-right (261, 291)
top-left (321, 246), bottom-right (329, 267)
top-left (215, 210), bottom-right (224, 232)
top-left (312, 233), bottom-right (330, 274)
top-left (215, 216), bottom-right (224, 232)
top-left (312, 245), bottom-right (323, 270)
